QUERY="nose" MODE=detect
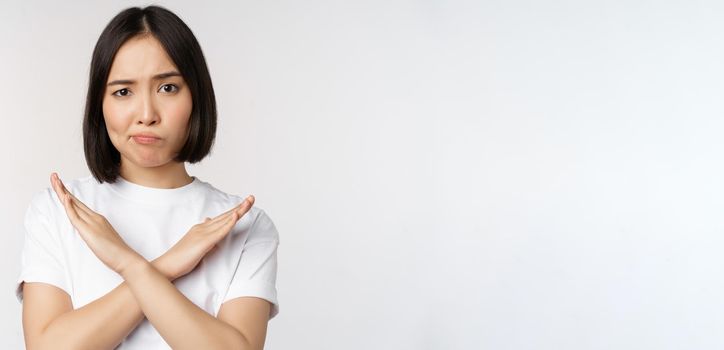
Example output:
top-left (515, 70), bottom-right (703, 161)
top-left (137, 92), bottom-right (160, 126)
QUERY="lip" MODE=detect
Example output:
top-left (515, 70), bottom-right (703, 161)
top-left (131, 133), bottom-right (161, 144)
top-left (132, 132), bottom-right (161, 139)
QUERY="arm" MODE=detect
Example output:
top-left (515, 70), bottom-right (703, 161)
top-left (42, 173), bottom-right (264, 349)
top-left (23, 256), bottom-right (177, 350)
top-left (115, 208), bottom-right (278, 350)
top-left (120, 258), bottom-right (252, 350)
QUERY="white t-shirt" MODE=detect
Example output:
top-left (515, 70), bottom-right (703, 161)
top-left (15, 174), bottom-right (280, 348)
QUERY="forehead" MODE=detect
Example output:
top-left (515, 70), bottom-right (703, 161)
top-left (107, 35), bottom-right (178, 80)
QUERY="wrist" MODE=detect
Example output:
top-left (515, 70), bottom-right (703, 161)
top-left (151, 254), bottom-right (177, 281)
top-left (118, 255), bottom-right (151, 280)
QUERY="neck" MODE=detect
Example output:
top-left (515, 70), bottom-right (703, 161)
top-left (118, 158), bottom-right (193, 189)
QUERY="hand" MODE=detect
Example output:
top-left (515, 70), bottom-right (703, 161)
top-left (50, 172), bottom-right (142, 275)
top-left (163, 195), bottom-right (255, 280)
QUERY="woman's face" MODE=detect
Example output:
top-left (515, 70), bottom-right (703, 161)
top-left (102, 34), bottom-right (192, 169)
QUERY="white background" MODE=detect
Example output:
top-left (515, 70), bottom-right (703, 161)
top-left (2, 0), bottom-right (723, 349)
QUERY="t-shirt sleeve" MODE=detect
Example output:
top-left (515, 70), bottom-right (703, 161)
top-left (221, 208), bottom-right (280, 320)
top-left (15, 191), bottom-right (71, 304)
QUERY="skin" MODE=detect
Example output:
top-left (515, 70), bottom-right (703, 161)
top-left (103, 33), bottom-right (195, 189)
top-left (21, 35), bottom-right (272, 350)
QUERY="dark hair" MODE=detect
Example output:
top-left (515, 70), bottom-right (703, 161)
top-left (83, 5), bottom-right (216, 183)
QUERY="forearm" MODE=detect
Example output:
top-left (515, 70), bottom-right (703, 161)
top-left (36, 257), bottom-right (175, 350)
top-left (121, 260), bottom-right (248, 350)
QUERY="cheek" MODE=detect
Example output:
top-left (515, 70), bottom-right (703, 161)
top-left (170, 91), bottom-right (193, 119)
top-left (102, 101), bottom-right (127, 137)
top-left (167, 103), bottom-right (192, 121)
top-left (166, 93), bottom-right (193, 139)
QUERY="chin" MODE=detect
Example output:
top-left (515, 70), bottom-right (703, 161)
top-left (127, 153), bottom-right (171, 168)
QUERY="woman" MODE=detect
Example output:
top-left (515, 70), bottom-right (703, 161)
top-left (15, 5), bottom-right (280, 349)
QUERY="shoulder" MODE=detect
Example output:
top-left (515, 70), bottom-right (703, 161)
top-left (198, 180), bottom-right (279, 241)
top-left (64, 174), bottom-right (102, 197)
top-left (196, 180), bottom-right (267, 221)
top-left (26, 175), bottom-right (96, 218)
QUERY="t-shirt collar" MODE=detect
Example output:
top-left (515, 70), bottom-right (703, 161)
top-left (107, 175), bottom-right (204, 205)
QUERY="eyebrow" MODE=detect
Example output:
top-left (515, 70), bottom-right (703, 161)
top-left (107, 71), bottom-right (182, 86)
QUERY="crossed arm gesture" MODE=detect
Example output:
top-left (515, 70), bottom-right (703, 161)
top-left (21, 173), bottom-right (270, 350)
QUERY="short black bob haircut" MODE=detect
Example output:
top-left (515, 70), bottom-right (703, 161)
top-left (83, 5), bottom-right (216, 183)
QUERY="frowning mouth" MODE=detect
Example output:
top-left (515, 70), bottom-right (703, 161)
top-left (132, 136), bottom-right (160, 144)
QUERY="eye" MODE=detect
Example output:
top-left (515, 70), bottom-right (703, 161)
top-left (112, 88), bottom-right (131, 97)
top-left (160, 84), bottom-right (179, 93)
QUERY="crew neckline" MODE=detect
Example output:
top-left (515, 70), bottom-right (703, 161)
top-left (107, 175), bottom-right (205, 205)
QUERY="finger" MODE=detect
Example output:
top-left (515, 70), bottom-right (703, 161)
top-left (207, 196), bottom-right (253, 224)
top-left (50, 173), bottom-right (67, 204)
top-left (51, 174), bottom-right (96, 230)
top-left (221, 211), bottom-right (241, 234)
top-left (207, 207), bottom-right (236, 223)
top-left (204, 211), bottom-right (233, 226)
top-left (200, 210), bottom-right (241, 237)
top-left (51, 174), bottom-right (80, 220)
top-left (204, 211), bottom-right (238, 231)
top-left (228, 210), bottom-right (239, 225)
top-left (69, 195), bottom-right (95, 222)
top-left (234, 195), bottom-right (255, 217)
top-left (53, 173), bottom-right (95, 217)
top-left (52, 173), bottom-right (91, 216)
top-left (58, 185), bottom-right (86, 228)
top-left (212, 211), bottom-right (239, 238)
